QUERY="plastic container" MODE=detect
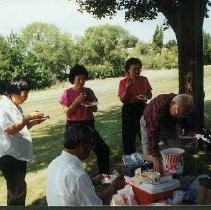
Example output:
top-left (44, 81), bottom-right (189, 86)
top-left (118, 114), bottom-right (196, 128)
top-left (160, 148), bottom-right (184, 175)
top-left (122, 153), bottom-right (153, 177)
top-left (127, 179), bottom-right (181, 205)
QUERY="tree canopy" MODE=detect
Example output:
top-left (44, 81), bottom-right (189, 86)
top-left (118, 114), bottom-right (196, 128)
top-left (74, 0), bottom-right (211, 131)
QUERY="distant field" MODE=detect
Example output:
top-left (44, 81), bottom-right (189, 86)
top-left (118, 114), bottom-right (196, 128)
top-left (0, 67), bottom-right (211, 206)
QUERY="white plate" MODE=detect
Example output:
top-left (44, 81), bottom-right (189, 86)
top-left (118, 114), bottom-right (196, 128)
top-left (81, 102), bottom-right (99, 107)
top-left (102, 175), bottom-right (117, 184)
top-left (179, 135), bottom-right (197, 139)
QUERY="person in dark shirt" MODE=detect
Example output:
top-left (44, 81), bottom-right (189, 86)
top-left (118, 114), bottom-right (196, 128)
top-left (140, 93), bottom-right (194, 173)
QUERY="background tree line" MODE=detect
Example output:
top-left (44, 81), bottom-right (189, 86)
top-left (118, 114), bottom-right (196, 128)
top-left (0, 22), bottom-right (211, 89)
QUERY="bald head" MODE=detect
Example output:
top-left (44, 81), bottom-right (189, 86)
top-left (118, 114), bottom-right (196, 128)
top-left (170, 94), bottom-right (194, 118)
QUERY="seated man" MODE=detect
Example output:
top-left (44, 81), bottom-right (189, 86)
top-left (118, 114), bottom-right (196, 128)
top-left (46, 124), bottom-right (125, 206)
top-left (140, 93), bottom-right (194, 173)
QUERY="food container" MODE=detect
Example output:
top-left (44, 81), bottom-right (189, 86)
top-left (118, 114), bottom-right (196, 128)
top-left (148, 172), bottom-right (160, 184)
top-left (126, 178), bottom-right (180, 205)
top-left (122, 153), bottom-right (153, 177)
top-left (160, 148), bottom-right (184, 175)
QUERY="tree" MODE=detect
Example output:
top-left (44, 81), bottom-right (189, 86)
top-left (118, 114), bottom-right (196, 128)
top-left (135, 41), bottom-right (151, 55)
top-left (0, 35), bottom-right (11, 79)
top-left (152, 25), bottom-right (164, 53)
top-left (20, 22), bottom-right (79, 87)
top-left (79, 24), bottom-right (134, 77)
top-left (203, 31), bottom-right (211, 65)
top-left (165, 40), bottom-right (177, 49)
top-left (74, 0), bottom-right (211, 131)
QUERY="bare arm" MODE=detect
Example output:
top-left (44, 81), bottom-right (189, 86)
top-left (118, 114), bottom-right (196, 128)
top-left (99, 176), bottom-right (125, 205)
top-left (62, 94), bottom-right (86, 116)
top-left (5, 111), bottom-right (46, 135)
top-left (120, 79), bottom-right (133, 104)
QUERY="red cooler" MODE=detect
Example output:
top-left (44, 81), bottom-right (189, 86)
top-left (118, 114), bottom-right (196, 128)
top-left (127, 178), bottom-right (180, 205)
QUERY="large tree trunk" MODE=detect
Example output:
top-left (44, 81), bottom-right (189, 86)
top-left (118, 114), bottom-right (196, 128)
top-left (176, 0), bottom-right (206, 132)
top-left (160, 0), bottom-right (207, 132)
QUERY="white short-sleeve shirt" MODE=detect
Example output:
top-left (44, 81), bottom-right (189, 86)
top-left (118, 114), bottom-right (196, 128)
top-left (0, 96), bottom-right (33, 161)
top-left (46, 151), bottom-right (103, 206)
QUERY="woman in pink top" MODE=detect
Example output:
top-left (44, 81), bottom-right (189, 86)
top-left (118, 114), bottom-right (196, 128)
top-left (118, 58), bottom-right (152, 155)
top-left (59, 64), bottom-right (110, 174)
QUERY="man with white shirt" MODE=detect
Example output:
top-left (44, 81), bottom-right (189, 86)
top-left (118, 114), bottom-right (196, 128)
top-left (46, 124), bottom-right (125, 206)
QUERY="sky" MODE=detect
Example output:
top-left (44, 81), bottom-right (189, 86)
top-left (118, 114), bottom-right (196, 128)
top-left (0, 0), bottom-right (211, 43)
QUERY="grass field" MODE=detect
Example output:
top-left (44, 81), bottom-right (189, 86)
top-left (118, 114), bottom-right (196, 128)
top-left (0, 68), bottom-right (211, 206)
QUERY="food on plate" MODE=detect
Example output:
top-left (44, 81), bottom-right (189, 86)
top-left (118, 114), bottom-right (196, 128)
top-left (130, 171), bottom-right (150, 184)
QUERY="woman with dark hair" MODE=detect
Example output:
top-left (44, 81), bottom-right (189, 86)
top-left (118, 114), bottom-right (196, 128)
top-left (59, 64), bottom-right (110, 174)
top-left (0, 79), bottom-right (47, 206)
top-left (118, 57), bottom-right (152, 155)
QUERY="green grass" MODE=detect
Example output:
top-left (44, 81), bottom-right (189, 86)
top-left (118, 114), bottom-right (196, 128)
top-left (0, 68), bottom-right (211, 206)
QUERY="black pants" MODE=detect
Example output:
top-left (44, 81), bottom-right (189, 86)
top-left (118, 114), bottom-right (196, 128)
top-left (122, 101), bottom-right (146, 155)
top-left (66, 120), bottom-right (110, 174)
top-left (0, 155), bottom-right (27, 206)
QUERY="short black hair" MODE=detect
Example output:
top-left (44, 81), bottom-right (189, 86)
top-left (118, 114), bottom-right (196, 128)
top-left (63, 124), bottom-right (95, 149)
top-left (2, 79), bottom-right (31, 96)
top-left (125, 57), bottom-right (142, 72)
top-left (68, 64), bottom-right (89, 84)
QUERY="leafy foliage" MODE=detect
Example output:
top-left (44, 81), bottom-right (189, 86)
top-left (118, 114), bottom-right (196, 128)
top-left (152, 25), bottom-right (164, 53)
top-left (0, 35), bottom-right (11, 79)
top-left (79, 24), bottom-right (136, 77)
top-left (1, 20), bottom-right (210, 89)
top-left (203, 31), bottom-right (211, 65)
top-left (75, 0), bottom-right (158, 21)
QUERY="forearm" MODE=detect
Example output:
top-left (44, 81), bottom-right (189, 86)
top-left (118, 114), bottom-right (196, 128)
top-left (63, 103), bottom-right (78, 116)
top-left (99, 184), bottom-right (117, 205)
top-left (5, 117), bottom-right (29, 135)
top-left (120, 89), bottom-right (131, 103)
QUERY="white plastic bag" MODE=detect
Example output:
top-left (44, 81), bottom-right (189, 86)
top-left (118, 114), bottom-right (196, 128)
top-left (116, 184), bottom-right (138, 205)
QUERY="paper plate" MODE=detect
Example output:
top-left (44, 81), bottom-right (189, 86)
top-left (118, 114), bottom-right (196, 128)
top-left (102, 175), bottom-right (117, 184)
top-left (179, 135), bottom-right (198, 139)
top-left (81, 102), bottom-right (99, 107)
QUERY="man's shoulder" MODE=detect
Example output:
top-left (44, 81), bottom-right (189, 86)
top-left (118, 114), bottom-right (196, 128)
top-left (48, 155), bottom-right (85, 176)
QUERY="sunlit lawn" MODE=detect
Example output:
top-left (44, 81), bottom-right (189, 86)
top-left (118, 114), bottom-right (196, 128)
top-left (0, 68), bottom-right (211, 206)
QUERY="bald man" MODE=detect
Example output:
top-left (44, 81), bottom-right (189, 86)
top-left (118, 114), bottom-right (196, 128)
top-left (140, 93), bottom-right (194, 173)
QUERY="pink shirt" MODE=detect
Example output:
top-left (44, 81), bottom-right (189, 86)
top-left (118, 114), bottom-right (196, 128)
top-left (118, 76), bottom-right (152, 103)
top-left (59, 87), bottom-right (98, 121)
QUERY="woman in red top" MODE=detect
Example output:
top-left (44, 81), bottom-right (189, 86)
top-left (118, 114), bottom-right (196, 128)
top-left (59, 64), bottom-right (110, 174)
top-left (118, 58), bottom-right (152, 155)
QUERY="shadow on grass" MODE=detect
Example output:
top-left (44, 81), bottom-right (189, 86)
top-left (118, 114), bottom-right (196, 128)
top-left (182, 99), bottom-right (211, 176)
top-left (27, 105), bottom-right (123, 206)
top-left (27, 119), bottom-right (65, 172)
top-left (27, 105), bottom-right (124, 174)
top-left (28, 100), bottom-right (211, 175)
top-left (29, 197), bottom-right (47, 206)
top-left (27, 101), bottom-right (211, 206)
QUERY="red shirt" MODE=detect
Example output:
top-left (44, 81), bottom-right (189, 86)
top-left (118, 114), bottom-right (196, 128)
top-left (143, 93), bottom-right (177, 155)
top-left (59, 87), bottom-right (98, 121)
top-left (118, 76), bottom-right (152, 103)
